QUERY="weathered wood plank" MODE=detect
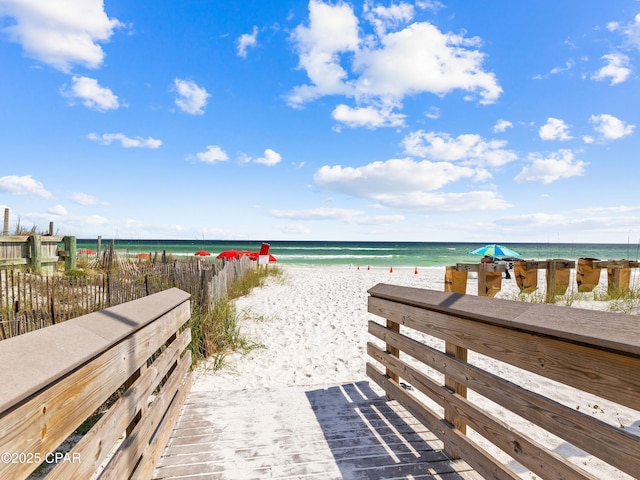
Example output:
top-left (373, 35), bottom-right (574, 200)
top-left (0, 289), bottom-right (191, 480)
top-left (368, 295), bottom-right (640, 411)
top-left (153, 383), bottom-right (481, 480)
top-left (367, 365), bottom-right (519, 480)
top-left (100, 350), bottom-right (192, 480)
top-left (0, 288), bottom-right (191, 413)
top-left (367, 285), bottom-right (640, 480)
top-left (367, 283), bottom-right (640, 356)
top-left (368, 342), bottom-right (600, 480)
top-left (368, 322), bottom-right (640, 477)
top-left (46, 328), bottom-right (192, 480)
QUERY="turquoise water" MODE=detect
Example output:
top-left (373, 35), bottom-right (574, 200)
top-left (74, 239), bottom-right (640, 268)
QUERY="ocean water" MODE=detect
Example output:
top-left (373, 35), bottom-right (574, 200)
top-left (75, 239), bottom-right (640, 268)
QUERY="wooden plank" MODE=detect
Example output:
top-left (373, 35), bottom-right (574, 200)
top-left (367, 284), bottom-right (640, 356)
top-left (444, 341), bottom-right (467, 458)
top-left (46, 328), bottom-right (191, 480)
top-left (0, 299), bottom-right (190, 480)
top-left (367, 364), bottom-right (520, 480)
top-left (368, 343), bottom-right (601, 480)
top-left (385, 319), bottom-right (400, 383)
top-left (0, 288), bottom-right (190, 413)
top-left (368, 322), bottom-right (640, 477)
top-left (100, 353), bottom-right (192, 480)
top-left (369, 296), bottom-right (640, 411)
top-left (131, 366), bottom-right (192, 480)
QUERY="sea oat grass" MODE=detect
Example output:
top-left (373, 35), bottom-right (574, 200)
top-left (188, 265), bottom-right (281, 367)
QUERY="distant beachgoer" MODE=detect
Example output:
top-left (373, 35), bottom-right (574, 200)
top-left (481, 255), bottom-right (494, 263)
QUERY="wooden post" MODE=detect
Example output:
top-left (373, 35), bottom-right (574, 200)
top-left (385, 319), bottom-right (400, 401)
top-left (48, 222), bottom-right (54, 236)
top-left (444, 341), bottom-right (468, 459)
top-left (28, 235), bottom-right (42, 272)
top-left (107, 239), bottom-right (115, 271)
top-left (546, 259), bottom-right (556, 303)
top-left (63, 236), bottom-right (77, 271)
top-left (607, 261), bottom-right (631, 296)
top-left (3, 208), bottom-right (9, 236)
top-left (97, 236), bottom-right (102, 256)
top-left (478, 262), bottom-right (487, 296)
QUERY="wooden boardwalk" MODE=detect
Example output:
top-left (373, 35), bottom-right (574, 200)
top-left (153, 381), bottom-right (481, 480)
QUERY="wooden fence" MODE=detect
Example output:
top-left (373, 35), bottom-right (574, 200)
top-left (367, 283), bottom-right (640, 479)
top-left (0, 235), bottom-right (73, 274)
top-left (0, 255), bottom-right (254, 340)
top-left (0, 288), bottom-right (192, 480)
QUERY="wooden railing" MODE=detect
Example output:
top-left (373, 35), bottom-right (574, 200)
top-left (367, 283), bottom-right (640, 480)
top-left (0, 288), bottom-right (192, 479)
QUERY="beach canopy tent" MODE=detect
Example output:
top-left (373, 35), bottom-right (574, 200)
top-left (194, 250), bottom-right (211, 256)
top-left (467, 244), bottom-right (521, 259)
top-left (78, 248), bottom-right (96, 255)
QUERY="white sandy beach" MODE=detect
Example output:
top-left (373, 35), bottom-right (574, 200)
top-left (191, 265), bottom-right (639, 479)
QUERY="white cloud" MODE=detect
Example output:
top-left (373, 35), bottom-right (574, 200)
top-left (371, 190), bottom-right (510, 212)
top-left (493, 119), bottom-right (513, 133)
top-left (332, 104), bottom-right (405, 128)
top-left (61, 76), bottom-right (119, 111)
top-left (0, 0), bottom-right (122, 72)
top-left (590, 113), bottom-right (635, 140)
top-left (607, 22), bottom-right (620, 32)
top-left (415, 1), bottom-right (445, 12)
top-left (174, 79), bottom-right (210, 115)
top-left (195, 145), bottom-right (228, 163)
top-left (515, 149), bottom-right (587, 184)
top-left (237, 26), bottom-right (258, 58)
top-left (363, 0), bottom-right (415, 37)
top-left (72, 192), bottom-right (107, 206)
top-left (47, 204), bottom-right (67, 216)
top-left (287, 1), bottom-right (501, 123)
top-left (549, 60), bottom-right (575, 75)
top-left (255, 149), bottom-right (282, 166)
top-left (269, 207), bottom-right (404, 225)
top-left (354, 22), bottom-right (501, 104)
top-left (425, 106), bottom-right (440, 119)
top-left (314, 158), bottom-right (476, 195)
top-left (87, 132), bottom-right (162, 148)
top-left (287, 0), bottom-right (360, 105)
top-left (591, 53), bottom-right (631, 85)
top-left (0, 175), bottom-right (52, 198)
top-left (270, 207), bottom-right (364, 221)
top-left (621, 13), bottom-right (640, 50)
top-left (539, 117), bottom-right (572, 141)
top-left (402, 131), bottom-right (517, 167)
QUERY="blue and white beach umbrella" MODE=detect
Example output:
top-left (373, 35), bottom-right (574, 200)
top-left (467, 244), bottom-right (521, 258)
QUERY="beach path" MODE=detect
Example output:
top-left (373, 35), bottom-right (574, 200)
top-left (152, 381), bottom-right (481, 480)
top-left (153, 267), bottom-right (482, 479)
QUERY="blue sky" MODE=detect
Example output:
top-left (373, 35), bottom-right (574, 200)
top-left (1, 1), bottom-right (639, 243)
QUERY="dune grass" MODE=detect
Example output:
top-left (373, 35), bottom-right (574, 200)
top-left (189, 266), bottom-right (282, 369)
